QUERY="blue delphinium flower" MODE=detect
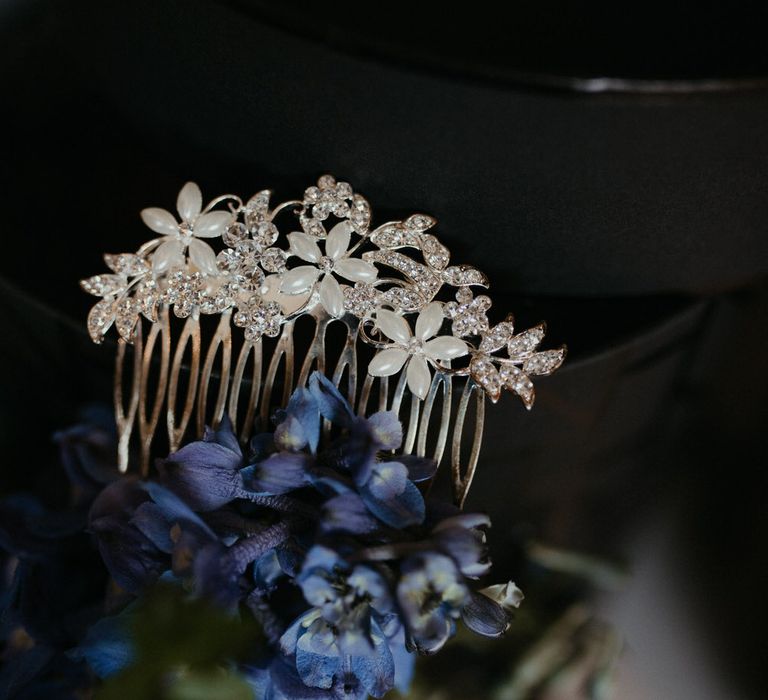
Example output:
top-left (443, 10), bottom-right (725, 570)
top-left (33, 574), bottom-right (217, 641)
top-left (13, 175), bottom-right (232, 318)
top-left (61, 372), bottom-right (520, 698)
top-left (277, 545), bottom-right (409, 699)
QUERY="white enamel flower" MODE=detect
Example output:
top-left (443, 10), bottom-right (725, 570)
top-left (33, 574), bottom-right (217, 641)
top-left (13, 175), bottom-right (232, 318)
top-left (140, 182), bottom-right (233, 277)
top-left (368, 302), bottom-right (468, 399)
top-left (280, 221), bottom-right (378, 318)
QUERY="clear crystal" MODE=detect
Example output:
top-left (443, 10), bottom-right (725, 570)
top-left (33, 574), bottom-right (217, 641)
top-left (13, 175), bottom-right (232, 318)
top-left (223, 221), bottom-right (248, 247)
top-left (300, 215), bottom-right (327, 238)
top-left (134, 278), bottom-right (159, 322)
top-left (523, 348), bottom-right (566, 376)
top-left (421, 234), bottom-right (450, 270)
top-left (80, 274), bottom-right (125, 297)
top-left (479, 321), bottom-right (515, 353)
top-left (103, 253), bottom-right (149, 277)
top-left (114, 297), bottom-right (139, 341)
top-left (381, 286), bottom-right (426, 312)
top-left (470, 355), bottom-right (502, 402)
top-left (252, 221), bottom-right (279, 248)
top-left (245, 190), bottom-right (271, 229)
top-left (500, 365), bottom-right (535, 408)
top-left (261, 247), bottom-right (287, 273)
top-left (507, 325), bottom-right (545, 360)
top-left (234, 297), bottom-right (284, 341)
top-left (349, 194), bottom-right (371, 233)
top-left (162, 271), bottom-right (204, 318)
top-left (405, 214), bottom-right (436, 232)
top-left (343, 283), bottom-right (381, 317)
top-left (87, 299), bottom-right (115, 344)
top-left (443, 265), bottom-right (489, 287)
top-left (445, 291), bottom-right (491, 337)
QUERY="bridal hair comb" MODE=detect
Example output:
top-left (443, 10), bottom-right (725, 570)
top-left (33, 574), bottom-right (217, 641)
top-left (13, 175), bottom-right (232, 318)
top-left (82, 175), bottom-right (565, 505)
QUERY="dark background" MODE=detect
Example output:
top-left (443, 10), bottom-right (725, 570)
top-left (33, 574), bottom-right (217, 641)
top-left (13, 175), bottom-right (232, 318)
top-left (1, 1), bottom-right (766, 696)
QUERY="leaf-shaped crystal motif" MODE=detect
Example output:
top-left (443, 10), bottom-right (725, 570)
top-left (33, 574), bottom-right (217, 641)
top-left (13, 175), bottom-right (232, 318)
top-left (443, 265), bottom-right (489, 287)
top-left (87, 299), bottom-right (116, 343)
top-left (523, 348), bottom-right (566, 376)
top-left (80, 274), bottom-right (125, 298)
top-left (507, 324), bottom-right (546, 360)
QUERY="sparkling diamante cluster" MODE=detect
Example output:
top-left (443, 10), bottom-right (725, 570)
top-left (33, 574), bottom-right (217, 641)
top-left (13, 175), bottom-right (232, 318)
top-left (82, 175), bottom-right (565, 407)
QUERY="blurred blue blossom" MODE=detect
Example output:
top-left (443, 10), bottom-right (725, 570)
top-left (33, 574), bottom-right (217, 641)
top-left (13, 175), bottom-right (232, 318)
top-left (1, 373), bottom-right (518, 698)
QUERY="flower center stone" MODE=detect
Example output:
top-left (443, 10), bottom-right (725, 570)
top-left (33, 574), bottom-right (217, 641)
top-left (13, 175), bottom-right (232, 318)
top-left (319, 256), bottom-right (335, 273)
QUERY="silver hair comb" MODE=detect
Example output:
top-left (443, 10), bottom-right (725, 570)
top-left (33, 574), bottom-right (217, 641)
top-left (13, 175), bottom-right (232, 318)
top-left (82, 175), bottom-right (565, 506)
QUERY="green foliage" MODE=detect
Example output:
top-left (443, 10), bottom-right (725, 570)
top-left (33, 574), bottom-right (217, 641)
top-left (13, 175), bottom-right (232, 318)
top-left (97, 584), bottom-right (262, 700)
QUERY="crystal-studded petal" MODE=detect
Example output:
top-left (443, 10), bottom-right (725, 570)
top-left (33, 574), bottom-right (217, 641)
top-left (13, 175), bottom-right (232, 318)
top-left (280, 265), bottom-right (320, 294)
top-left (300, 215), bottom-right (326, 238)
top-left (507, 324), bottom-right (546, 360)
top-left (188, 238), bottom-right (218, 276)
top-left (333, 257), bottom-right (377, 283)
top-left (381, 286), bottom-right (426, 312)
top-left (375, 308), bottom-right (412, 344)
top-left (343, 284), bottom-right (380, 317)
top-left (194, 211), bottom-right (232, 238)
top-left (415, 302), bottom-right (444, 341)
top-left (261, 247), bottom-right (287, 273)
top-left (245, 190), bottom-right (271, 228)
top-left (479, 321), bottom-right (515, 354)
top-left (470, 356), bottom-right (502, 403)
top-left (500, 365), bottom-right (535, 409)
top-left (114, 298), bottom-right (139, 342)
top-left (176, 181), bottom-right (202, 221)
top-left (405, 213), bottom-right (436, 232)
top-left (523, 347), bottom-right (566, 376)
top-left (421, 234), bottom-right (450, 270)
top-left (288, 232), bottom-right (322, 263)
top-left (349, 194), bottom-right (371, 233)
top-left (253, 221), bottom-right (279, 248)
top-left (103, 253), bottom-right (149, 276)
top-left (369, 223), bottom-right (420, 250)
top-left (80, 274), bottom-right (125, 297)
top-left (319, 274), bottom-right (344, 318)
top-left (140, 207), bottom-right (178, 235)
top-left (326, 221), bottom-right (352, 260)
top-left (443, 265), bottom-right (489, 287)
top-left (87, 299), bottom-right (116, 344)
top-left (425, 336), bottom-right (468, 361)
top-left (406, 355), bottom-right (432, 400)
top-left (152, 238), bottom-right (185, 275)
top-left (368, 348), bottom-right (409, 377)
top-left (222, 222), bottom-right (248, 247)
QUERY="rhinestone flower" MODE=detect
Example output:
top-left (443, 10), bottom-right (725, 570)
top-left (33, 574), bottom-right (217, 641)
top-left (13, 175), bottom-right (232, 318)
top-left (140, 182), bottom-right (233, 276)
top-left (280, 221), bottom-right (378, 318)
top-left (367, 303), bottom-right (468, 399)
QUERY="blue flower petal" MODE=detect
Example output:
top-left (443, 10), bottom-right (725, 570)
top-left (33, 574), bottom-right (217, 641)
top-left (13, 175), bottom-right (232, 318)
top-left (388, 626), bottom-right (416, 694)
top-left (296, 620), bottom-right (340, 689)
top-left (460, 591), bottom-right (509, 638)
top-left (361, 479), bottom-right (425, 528)
top-left (274, 415), bottom-right (308, 452)
top-left (241, 452), bottom-right (310, 495)
top-left (366, 411), bottom-right (403, 451)
top-left (253, 549), bottom-right (284, 591)
top-left (74, 613), bottom-right (134, 678)
top-left (158, 442), bottom-right (244, 511)
top-left (267, 657), bottom-right (346, 699)
top-left (300, 545), bottom-right (344, 578)
top-left (308, 372), bottom-right (354, 427)
top-left (202, 415), bottom-right (242, 456)
top-left (130, 501), bottom-right (174, 553)
top-left (321, 492), bottom-right (380, 535)
top-left (286, 386), bottom-right (321, 453)
top-left (348, 619), bottom-right (396, 698)
top-left (398, 455), bottom-right (438, 483)
top-left (366, 462), bottom-right (408, 502)
top-left (142, 482), bottom-right (216, 539)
